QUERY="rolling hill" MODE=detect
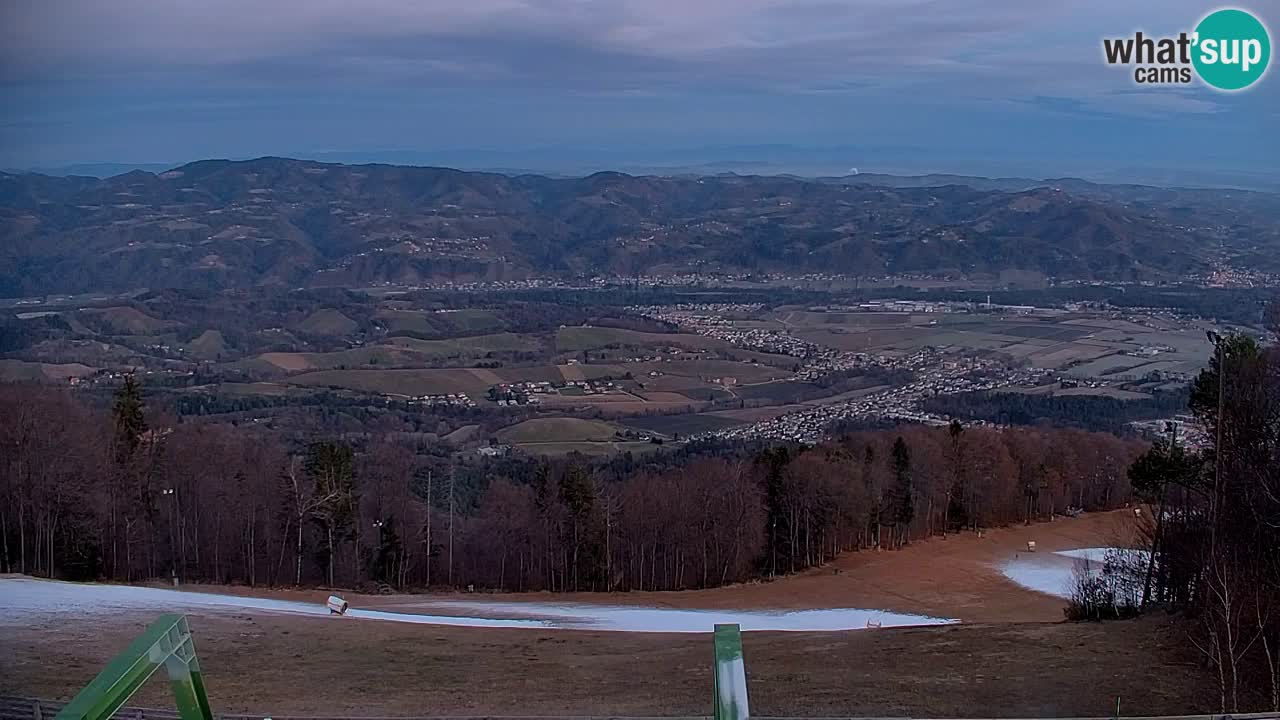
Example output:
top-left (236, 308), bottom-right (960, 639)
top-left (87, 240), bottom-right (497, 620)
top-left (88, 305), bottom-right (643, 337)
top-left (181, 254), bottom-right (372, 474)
top-left (2, 157), bottom-right (1277, 296)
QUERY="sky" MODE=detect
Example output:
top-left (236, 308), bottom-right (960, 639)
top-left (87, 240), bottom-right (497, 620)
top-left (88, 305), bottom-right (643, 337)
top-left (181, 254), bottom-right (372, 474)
top-left (0, 0), bottom-right (1276, 178)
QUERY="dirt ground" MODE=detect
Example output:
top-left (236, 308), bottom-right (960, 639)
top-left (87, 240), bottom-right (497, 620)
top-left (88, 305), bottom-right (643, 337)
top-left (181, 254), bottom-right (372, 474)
top-left (2, 510), bottom-right (1213, 717)
top-left (0, 613), bottom-right (1211, 716)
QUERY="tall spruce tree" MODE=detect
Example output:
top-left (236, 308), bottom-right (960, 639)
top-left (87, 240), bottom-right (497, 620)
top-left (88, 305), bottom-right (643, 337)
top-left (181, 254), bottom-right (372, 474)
top-left (112, 374), bottom-right (147, 463)
top-left (890, 436), bottom-right (915, 547)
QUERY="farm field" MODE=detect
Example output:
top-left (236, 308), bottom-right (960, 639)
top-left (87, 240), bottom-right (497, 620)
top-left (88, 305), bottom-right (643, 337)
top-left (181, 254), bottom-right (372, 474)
top-left (14, 302), bottom-right (1223, 458)
top-left (187, 330), bottom-right (228, 359)
top-left (620, 412), bottom-right (746, 436)
top-left (384, 333), bottom-right (543, 355)
top-left (254, 333), bottom-right (543, 371)
top-left (733, 380), bottom-right (824, 402)
top-left (289, 368), bottom-right (501, 396)
top-left (496, 440), bottom-right (663, 456)
top-left (706, 403), bottom-right (812, 421)
top-left (0, 360), bottom-right (97, 381)
top-left (782, 310), bottom-right (1214, 376)
top-left (555, 326), bottom-right (730, 352)
top-left (296, 309), bottom-right (358, 336)
top-left (536, 395), bottom-right (701, 416)
top-left (370, 308), bottom-right (509, 336)
top-left (494, 417), bottom-right (621, 443)
top-left (629, 358), bottom-right (792, 384)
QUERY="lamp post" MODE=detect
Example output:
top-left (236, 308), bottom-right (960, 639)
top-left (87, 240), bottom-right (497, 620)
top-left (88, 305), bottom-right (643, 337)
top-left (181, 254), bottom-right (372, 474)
top-left (162, 487), bottom-right (177, 585)
top-left (770, 518), bottom-right (777, 577)
top-left (1205, 330), bottom-right (1225, 556)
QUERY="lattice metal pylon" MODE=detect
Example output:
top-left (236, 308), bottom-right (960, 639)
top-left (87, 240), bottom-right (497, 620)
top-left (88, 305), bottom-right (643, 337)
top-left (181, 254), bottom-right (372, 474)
top-left (55, 613), bottom-right (214, 720)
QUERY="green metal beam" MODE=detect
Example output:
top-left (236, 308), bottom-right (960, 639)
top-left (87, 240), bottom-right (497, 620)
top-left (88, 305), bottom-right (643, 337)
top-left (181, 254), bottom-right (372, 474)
top-left (56, 614), bottom-right (213, 720)
top-left (713, 623), bottom-right (749, 720)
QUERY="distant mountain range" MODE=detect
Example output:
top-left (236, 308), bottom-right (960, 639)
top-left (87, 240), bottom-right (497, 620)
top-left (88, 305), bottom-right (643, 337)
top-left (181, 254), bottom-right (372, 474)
top-left (11, 162), bottom-right (180, 179)
top-left (2, 157), bottom-right (1277, 296)
top-left (16, 147), bottom-right (1280, 192)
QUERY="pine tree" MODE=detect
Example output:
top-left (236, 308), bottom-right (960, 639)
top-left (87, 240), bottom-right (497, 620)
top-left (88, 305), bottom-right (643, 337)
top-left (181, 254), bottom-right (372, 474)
top-left (558, 464), bottom-right (600, 591)
top-left (946, 420), bottom-right (967, 533)
top-left (112, 374), bottom-right (147, 463)
top-left (890, 436), bottom-right (915, 547)
top-left (760, 446), bottom-right (790, 576)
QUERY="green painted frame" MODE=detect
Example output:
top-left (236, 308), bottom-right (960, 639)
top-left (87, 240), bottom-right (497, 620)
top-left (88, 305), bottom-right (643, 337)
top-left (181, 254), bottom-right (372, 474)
top-left (57, 612), bottom-right (745, 720)
top-left (713, 623), bottom-right (750, 720)
top-left (55, 614), bottom-right (213, 720)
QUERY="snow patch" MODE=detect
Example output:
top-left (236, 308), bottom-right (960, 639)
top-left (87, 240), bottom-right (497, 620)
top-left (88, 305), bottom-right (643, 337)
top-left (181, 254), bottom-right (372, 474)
top-left (999, 547), bottom-right (1150, 599)
top-left (0, 578), bottom-right (957, 633)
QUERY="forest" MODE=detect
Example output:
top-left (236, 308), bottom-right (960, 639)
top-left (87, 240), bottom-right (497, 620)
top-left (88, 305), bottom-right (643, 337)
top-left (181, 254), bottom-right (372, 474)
top-left (921, 387), bottom-right (1190, 433)
top-left (0, 378), bottom-right (1141, 593)
top-left (1123, 330), bottom-right (1280, 713)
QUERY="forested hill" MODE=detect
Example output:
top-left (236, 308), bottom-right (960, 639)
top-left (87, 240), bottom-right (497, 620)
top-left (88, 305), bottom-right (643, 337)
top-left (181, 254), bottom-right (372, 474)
top-left (3, 157), bottom-right (1278, 295)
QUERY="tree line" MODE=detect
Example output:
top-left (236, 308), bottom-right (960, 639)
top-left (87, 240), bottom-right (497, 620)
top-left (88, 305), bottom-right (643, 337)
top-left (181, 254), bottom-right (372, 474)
top-left (1, 378), bottom-right (1142, 594)
top-left (922, 387), bottom-right (1190, 433)
top-left (1126, 328), bottom-right (1280, 713)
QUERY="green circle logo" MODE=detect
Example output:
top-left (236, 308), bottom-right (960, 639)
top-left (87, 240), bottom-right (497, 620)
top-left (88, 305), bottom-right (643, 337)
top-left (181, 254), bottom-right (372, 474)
top-left (1193, 9), bottom-right (1271, 90)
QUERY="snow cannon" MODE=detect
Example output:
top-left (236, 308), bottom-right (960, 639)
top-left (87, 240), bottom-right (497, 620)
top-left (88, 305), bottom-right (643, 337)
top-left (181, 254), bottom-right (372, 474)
top-left (326, 595), bottom-right (349, 615)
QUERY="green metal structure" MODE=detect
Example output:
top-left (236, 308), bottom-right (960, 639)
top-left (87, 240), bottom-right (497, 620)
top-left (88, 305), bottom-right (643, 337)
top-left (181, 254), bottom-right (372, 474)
top-left (55, 612), bottom-right (746, 720)
top-left (713, 623), bottom-right (750, 720)
top-left (55, 613), bottom-right (213, 720)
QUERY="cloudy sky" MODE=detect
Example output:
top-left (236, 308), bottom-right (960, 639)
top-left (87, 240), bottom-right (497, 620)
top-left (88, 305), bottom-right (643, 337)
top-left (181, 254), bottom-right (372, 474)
top-left (0, 0), bottom-right (1275, 176)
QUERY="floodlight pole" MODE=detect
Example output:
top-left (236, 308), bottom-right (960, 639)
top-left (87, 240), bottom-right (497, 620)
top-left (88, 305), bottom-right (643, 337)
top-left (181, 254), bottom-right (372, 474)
top-left (1205, 330), bottom-right (1225, 558)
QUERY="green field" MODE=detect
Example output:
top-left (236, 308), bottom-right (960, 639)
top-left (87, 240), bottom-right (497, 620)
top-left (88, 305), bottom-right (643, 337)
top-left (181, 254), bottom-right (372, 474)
top-left (555, 326), bottom-right (729, 353)
top-left (621, 413), bottom-right (745, 437)
top-left (507, 440), bottom-right (664, 456)
top-left (734, 380), bottom-right (825, 402)
top-left (78, 306), bottom-right (168, 335)
top-left (0, 359), bottom-right (97, 381)
top-left (674, 386), bottom-right (735, 402)
top-left (782, 311), bottom-right (1214, 377)
top-left (374, 308), bottom-right (506, 336)
top-left (385, 333), bottom-right (542, 356)
top-left (255, 333), bottom-right (543, 371)
top-left (296, 309), bottom-right (358, 336)
top-left (285, 364), bottom-right (598, 397)
top-left (288, 368), bottom-right (495, 396)
top-left (495, 417), bottom-right (620, 443)
top-left (373, 309), bottom-right (443, 336)
top-left (187, 381), bottom-right (303, 397)
top-left (187, 329), bottom-right (228, 360)
top-left (630, 358), bottom-right (791, 384)
top-left (256, 346), bottom-right (415, 371)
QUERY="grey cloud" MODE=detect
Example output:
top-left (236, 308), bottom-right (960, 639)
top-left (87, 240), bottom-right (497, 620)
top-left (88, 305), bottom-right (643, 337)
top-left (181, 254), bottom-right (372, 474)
top-left (1, 0), bottom-right (1269, 169)
top-left (0, 0), bottom-right (1200, 92)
